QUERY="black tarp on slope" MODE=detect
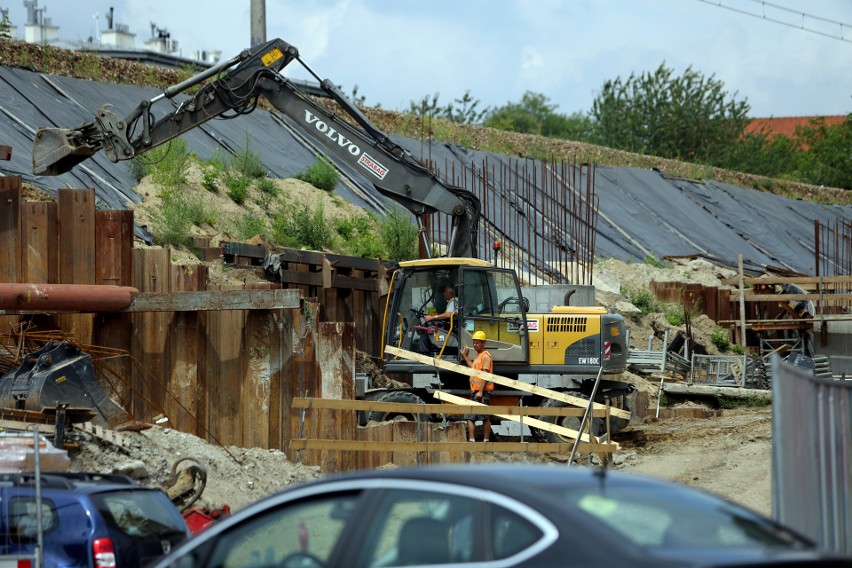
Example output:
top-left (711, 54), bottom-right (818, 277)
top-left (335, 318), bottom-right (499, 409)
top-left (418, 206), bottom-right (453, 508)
top-left (1, 66), bottom-right (849, 275)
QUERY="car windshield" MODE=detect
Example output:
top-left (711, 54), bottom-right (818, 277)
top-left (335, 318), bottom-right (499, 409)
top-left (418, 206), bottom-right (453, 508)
top-left (92, 490), bottom-right (186, 540)
top-left (560, 483), bottom-right (809, 551)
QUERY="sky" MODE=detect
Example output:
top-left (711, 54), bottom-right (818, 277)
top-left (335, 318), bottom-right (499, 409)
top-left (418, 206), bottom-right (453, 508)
top-left (2, 0), bottom-right (850, 118)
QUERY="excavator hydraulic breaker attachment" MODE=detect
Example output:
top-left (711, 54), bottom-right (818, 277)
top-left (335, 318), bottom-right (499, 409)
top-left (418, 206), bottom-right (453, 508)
top-left (32, 124), bottom-right (101, 176)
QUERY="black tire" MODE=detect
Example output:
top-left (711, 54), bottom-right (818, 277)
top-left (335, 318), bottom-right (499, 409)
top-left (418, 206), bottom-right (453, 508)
top-left (365, 390), bottom-right (429, 424)
top-left (531, 395), bottom-right (605, 443)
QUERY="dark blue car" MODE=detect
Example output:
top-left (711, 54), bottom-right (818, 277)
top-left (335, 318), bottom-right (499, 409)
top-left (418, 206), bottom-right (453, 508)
top-left (0, 472), bottom-right (190, 568)
top-left (150, 464), bottom-right (851, 567)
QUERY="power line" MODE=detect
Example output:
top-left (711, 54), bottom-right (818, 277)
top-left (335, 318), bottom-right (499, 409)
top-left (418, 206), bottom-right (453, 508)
top-left (695, 0), bottom-right (852, 44)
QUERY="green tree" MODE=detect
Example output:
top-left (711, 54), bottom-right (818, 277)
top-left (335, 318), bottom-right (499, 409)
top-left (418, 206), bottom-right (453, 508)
top-left (408, 91), bottom-right (488, 125)
top-left (483, 92), bottom-right (594, 141)
top-left (792, 115), bottom-right (851, 190)
top-left (0, 10), bottom-right (11, 39)
top-left (719, 131), bottom-right (799, 179)
top-left (590, 63), bottom-right (751, 162)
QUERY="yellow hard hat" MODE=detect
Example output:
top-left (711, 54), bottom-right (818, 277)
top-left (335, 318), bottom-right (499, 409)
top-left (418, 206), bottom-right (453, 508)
top-left (472, 330), bottom-right (487, 341)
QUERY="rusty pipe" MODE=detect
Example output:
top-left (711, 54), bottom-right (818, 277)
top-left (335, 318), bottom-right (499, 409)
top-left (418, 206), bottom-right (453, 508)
top-left (0, 283), bottom-right (138, 312)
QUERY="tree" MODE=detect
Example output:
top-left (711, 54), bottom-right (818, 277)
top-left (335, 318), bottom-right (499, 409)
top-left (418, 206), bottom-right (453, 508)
top-left (482, 92), bottom-right (595, 141)
top-left (792, 114), bottom-right (852, 190)
top-left (0, 9), bottom-right (12, 39)
top-left (408, 91), bottom-right (488, 124)
top-left (590, 63), bottom-right (751, 163)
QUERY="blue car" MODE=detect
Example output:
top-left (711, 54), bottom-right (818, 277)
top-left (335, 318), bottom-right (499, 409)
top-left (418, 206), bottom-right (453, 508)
top-left (0, 472), bottom-right (190, 568)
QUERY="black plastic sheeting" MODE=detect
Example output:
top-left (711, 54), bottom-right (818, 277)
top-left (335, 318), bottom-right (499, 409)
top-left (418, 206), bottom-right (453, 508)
top-left (1, 65), bottom-right (849, 274)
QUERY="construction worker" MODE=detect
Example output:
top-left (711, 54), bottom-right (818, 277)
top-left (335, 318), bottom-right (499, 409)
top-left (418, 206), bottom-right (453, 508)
top-left (461, 330), bottom-right (494, 442)
top-left (417, 285), bottom-right (457, 354)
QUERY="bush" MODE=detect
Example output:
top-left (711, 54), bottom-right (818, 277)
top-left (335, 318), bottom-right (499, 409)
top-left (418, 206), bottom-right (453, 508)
top-left (255, 177), bottom-right (278, 209)
top-left (627, 289), bottom-right (660, 315)
top-left (271, 199), bottom-right (333, 251)
top-left (379, 206), bottom-right (418, 261)
top-left (643, 254), bottom-right (669, 268)
top-left (710, 327), bottom-right (731, 352)
top-left (148, 138), bottom-right (192, 199)
top-left (201, 168), bottom-right (220, 193)
top-left (231, 137), bottom-right (266, 179)
top-left (225, 173), bottom-right (250, 204)
top-left (336, 214), bottom-right (386, 258)
top-left (149, 199), bottom-right (191, 247)
top-left (235, 214), bottom-right (266, 240)
top-left (294, 155), bottom-right (339, 192)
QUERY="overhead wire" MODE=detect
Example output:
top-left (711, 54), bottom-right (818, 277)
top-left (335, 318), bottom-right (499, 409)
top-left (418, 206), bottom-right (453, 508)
top-left (694, 0), bottom-right (852, 44)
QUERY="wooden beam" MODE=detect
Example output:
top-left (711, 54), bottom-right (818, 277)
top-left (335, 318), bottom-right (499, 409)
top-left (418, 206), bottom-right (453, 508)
top-left (384, 346), bottom-right (632, 420)
top-left (435, 391), bottom-right (613, 447)
top-left (664, 383), bottom-right (772, 400)
top-left (290, 439), bottom-right (618, 454)
top-left (732, 292), bottom-right (852, 302)
top-left (125, 289), bottom-right (302, 312)
top-left (292, 397), bottom-right (611, 417)
top-left (722, 275), bottom-right (852, 286)
top-left (0, 145), bottom-right (10, 160)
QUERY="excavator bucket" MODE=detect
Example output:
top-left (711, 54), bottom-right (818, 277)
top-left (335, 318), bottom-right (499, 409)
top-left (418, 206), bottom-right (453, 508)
top-left (32, 126), bottom-right (100, 176)
top-left (0, 342), bottom-right (131, 426)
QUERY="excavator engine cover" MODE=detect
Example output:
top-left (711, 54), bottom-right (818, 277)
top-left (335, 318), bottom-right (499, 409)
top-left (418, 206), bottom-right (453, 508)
top-left (0, 342), bottom-right (129, 425)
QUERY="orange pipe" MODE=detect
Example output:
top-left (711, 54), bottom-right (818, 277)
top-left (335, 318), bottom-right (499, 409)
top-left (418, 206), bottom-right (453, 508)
top-left (0, 283), bottom-right (138, 312)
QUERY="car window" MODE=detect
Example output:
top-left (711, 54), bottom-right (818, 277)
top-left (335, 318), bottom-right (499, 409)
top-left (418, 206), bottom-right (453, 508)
top-left (569, 486), bottom-right (807, 550)
top-left (8, 497), bottom-right (57, 541)
top-left (356, 489), bottom-right (479, 567)
top-left (92, 490), bottom-right (187, 540)
top-left (201, 493), bottom-right (360, 568)
top-left (491, 507), bottom-right (542, 559)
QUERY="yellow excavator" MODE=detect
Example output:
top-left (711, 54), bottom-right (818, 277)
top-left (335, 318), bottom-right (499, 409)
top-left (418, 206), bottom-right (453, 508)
top-left (31, 38), bottom-right (633, 441)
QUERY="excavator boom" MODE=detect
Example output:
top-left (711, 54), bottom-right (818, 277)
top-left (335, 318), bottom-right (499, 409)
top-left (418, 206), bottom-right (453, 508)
top-left (32, 38), bottom-right (480, 257)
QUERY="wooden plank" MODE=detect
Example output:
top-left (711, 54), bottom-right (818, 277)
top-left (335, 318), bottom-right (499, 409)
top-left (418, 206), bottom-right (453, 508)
top-left (732, 292), bottom-right (852, 302)
top-left (78, 421), bottom-right (132, 450)
top-left (57, 188), bottom-right (95, 345)
top-left (665, 383), bottom-right (772, 400)
top-left (125, 288), bottom-right (302, 312)
top-left (22, 201), bottom-right (57, 284)
top-left (292, 398), bottom-right (610, 417)
top-left (321, 322), bottom-right (356, 471)
top-left (131, 248), bottom-right (172, 422)
top-left (385, 346), bottom-right (632, 420)
top-left (283, 300), bottom-right (321, 463)
top-left (242, 309), bottom-right (278, 449)
top-left (721, 275), bottom-right (852, 286)
top-left (0, 175), bottom-right (23, 283)
top-left (95, 210), bottom-right (133, 287)
top-left (205, 297), bottom-right (245, 446)
top-left (167, 265), bottom-right (202, 434)
top-left (0, 419), bottom-right (55, 435)
top-left (0, 145), bottom-right (11, 160)
top-left (290, 439), bottom-right (618, 454)
top-left (435, 390), bottom-right (610, 446)
top-left (278, 269), bottom-right (323, 287)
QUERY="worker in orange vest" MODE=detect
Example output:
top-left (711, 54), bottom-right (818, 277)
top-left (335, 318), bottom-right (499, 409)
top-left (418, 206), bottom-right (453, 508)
top-left (461, 330), bottom-right (494, 442)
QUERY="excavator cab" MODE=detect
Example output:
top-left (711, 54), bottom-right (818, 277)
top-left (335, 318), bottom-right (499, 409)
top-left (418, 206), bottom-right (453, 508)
top-left (382, 258), bottom-right (530, 373)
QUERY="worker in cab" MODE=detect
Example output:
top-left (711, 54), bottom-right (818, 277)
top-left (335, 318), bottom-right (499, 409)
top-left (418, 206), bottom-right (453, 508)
top-left (418, 285), bottom-right (457, 354)
top-left (461, 330), bottom-right (494, 442)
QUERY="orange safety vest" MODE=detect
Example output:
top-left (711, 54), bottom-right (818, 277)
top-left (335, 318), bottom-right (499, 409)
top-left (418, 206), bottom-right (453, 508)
top-left (469, 350), bottom-right (494, 392)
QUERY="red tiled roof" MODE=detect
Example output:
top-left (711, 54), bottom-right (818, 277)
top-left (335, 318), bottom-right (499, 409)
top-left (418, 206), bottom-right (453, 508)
top-left (745, 115), bottom-right (845, 139)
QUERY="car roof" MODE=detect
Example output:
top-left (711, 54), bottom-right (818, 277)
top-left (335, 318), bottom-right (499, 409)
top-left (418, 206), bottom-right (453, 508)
top-left (302, 463), bottom-right (675, 493)
top-left (0, 472), bottom-right (161, 496)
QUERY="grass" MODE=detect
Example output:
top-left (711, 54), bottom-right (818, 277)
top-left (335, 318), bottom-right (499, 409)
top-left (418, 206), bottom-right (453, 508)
top-left (379, 205), bottom-right (419, 261)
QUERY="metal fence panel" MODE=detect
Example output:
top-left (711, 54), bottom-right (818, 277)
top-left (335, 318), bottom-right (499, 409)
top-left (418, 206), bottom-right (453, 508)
top-left (773, 354), bottom-right (852, 555)
top-left (690, 354), bottom-right (749, 387)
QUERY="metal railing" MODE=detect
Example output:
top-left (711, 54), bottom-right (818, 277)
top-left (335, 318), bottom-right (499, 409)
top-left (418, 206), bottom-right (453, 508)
top-left (772, 354), bottom-right (852, 556)
top-left (690, 353), bottom-right (751, 387)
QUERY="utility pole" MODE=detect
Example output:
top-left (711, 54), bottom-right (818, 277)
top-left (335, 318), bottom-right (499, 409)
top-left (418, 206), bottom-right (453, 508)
top-left (250, 0), bottom-right (266, 47)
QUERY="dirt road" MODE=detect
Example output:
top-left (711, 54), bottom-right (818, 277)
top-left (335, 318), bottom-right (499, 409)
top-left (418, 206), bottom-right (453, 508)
top-left (615, 407), bottom-right (773, 516)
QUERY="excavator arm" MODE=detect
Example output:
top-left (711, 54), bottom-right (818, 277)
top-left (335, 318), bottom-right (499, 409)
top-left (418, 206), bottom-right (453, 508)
top-left (32, 38), bottom-right (480, 258)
